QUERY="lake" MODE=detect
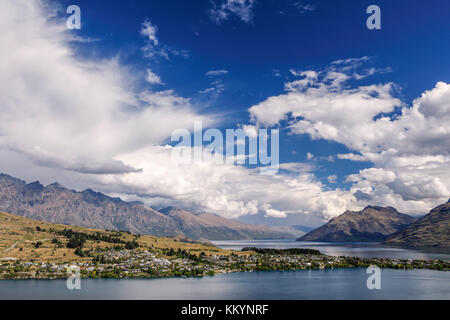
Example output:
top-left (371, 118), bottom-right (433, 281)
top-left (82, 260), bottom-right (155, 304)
top-left (212, 240), bottom-right (450, 261)
top-left (1, 269), bottom-right (449, 300)
top-left (1, 240), bottom-right (449, 300)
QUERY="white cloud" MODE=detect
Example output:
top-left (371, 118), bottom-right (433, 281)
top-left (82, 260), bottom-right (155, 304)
top-left (210, 0), bottom-right (256, 24)
top-left (327, 175), bottom-right (337, 184)
top-left (140, 19), bottom-right (189, 60)
top-left (0, 0), bottom-right (361, 222)
top-left (279, 162), bottom-right (314, 174)
top-left (93, 145), bottom-right (357, 219)
top-left (206, 69), bottom-right (229, 76)
top-left (199, 87), bottom-right (216, 94)
top-left (200, 73), bottom-right (227, 97)
top-left (242, 124), bottom-right (258, 138)
top-left (145, 69), bottom-right (163, 85)
top-left (250, 63), bottom-right (402, 152)
top-left (140, 20), bottom-right (159, 46)
top-left (292, 3), bottom-right (316, 13)
top-left (264, 206), bottom-right (287, 218)
top-left (272, 69), bottom-right (281, 77)
top-left (338, 153), bottom-right (367, 162)
top-left (290, 69), bottom-right (318, 78)
top-left (199, 81), bottom-right (225, 97)
top-left (249, 58), bottom-right (450, 214)
top-left (331, 56), bottom-right (370, 65)
top-left (0, 0), bottom-right (207, 175)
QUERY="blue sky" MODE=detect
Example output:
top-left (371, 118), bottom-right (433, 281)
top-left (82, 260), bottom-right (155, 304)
top-left (1, 0), bottom-right (450, 226)
top-left (65, 0), bottom-right (450, 188)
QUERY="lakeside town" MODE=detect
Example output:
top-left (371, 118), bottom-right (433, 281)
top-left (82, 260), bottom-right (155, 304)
top-left (1, 245), bottom-right (449, 280)
top-left (1, 212), bottom-right (449, 280)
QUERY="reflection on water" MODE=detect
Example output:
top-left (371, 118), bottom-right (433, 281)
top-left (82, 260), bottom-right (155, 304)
top-left (212, 240), bottom-right (450, 260)
top-left (1, 269), bottom-right (449, 300)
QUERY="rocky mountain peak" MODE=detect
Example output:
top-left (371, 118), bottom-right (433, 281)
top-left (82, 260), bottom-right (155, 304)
top-left (46, 182), bottom-right (65, 190)
top-left (27, 181), bottom-right (44, 189)
top-left (298, 206), bottom-right (417, 242)
top-left (363, 205), bottom-right (397, 213)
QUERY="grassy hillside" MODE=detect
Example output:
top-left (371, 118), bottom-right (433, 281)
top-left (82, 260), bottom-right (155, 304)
top-left (0, 211), bottom-right (235, 264)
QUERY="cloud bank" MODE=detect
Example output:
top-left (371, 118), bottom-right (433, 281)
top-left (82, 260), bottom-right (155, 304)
top-left (0, 1), bottom-right (206, 175)
top-left (249, 59), bottom-right (450, 214)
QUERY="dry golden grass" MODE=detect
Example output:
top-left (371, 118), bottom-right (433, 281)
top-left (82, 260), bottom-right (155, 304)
top-left (0, 212), bottom-right (243, 264)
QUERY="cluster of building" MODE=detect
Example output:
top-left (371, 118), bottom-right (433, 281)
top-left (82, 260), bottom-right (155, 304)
top-left (1, 248), bottom-right (448, 280)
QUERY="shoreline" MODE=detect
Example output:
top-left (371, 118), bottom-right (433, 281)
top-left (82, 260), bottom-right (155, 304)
top-left (2, 252), bottom-right (449, 280)
top-left (1, 265), bottom-right (449, 282)
top-left (1, 265), bottom-right (450, 282)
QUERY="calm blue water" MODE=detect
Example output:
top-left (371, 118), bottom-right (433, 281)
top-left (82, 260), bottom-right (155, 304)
top-left (1, 269), bottom-right (449, 300)
top-left (1, 241), bottom-right (449, 300)
top-left (212, 240), bottom-right (450, 261)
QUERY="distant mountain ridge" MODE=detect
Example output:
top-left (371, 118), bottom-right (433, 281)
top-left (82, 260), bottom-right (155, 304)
top-left (297, 206), bottom-right (417, 242)
top-left (0, 173), bottom-right (299, 240)
top-left (159, 207), bottom-right (302, 240)
top-left (385, 199), bottom-right (450, 248)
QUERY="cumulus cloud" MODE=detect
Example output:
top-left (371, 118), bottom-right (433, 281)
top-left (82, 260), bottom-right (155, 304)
top-left (0, 0), bottom-right (207, 175)
top-left (210, 0), bottom-right (256, 24)
top-left (92, 145), bottom-right (357, 219)
top-left (249, 58), bottom-right (450, 214)
top-left (0, 0), bottom-right (360, 222)
top-left (2, 1), bottom-right (448, 222)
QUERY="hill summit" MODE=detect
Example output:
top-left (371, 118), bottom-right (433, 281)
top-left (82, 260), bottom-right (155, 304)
top-left (297, 206), bottom-right (417, 242)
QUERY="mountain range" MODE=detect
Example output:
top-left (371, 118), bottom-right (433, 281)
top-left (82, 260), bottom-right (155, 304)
top-left (297, 206), bottom-right (417, 242)
top-left (2, 173), bottom-right (447, 247)
top-left (385, 199), bottom-right (450, 248)
top-left (0, 173), bottom-right (301, 240)
top-left (298, 202), bottom-right (450, 248)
